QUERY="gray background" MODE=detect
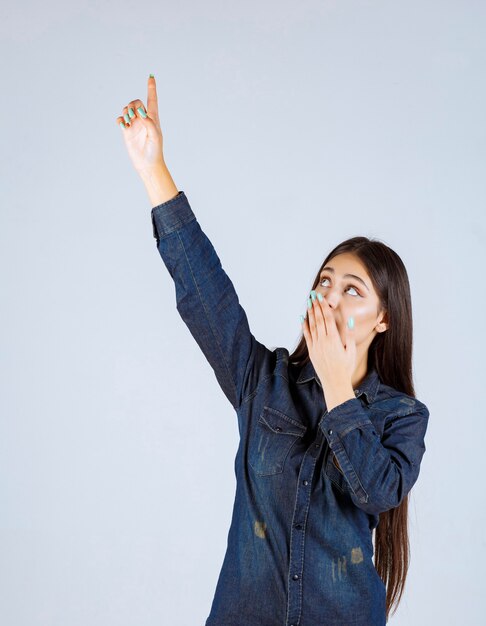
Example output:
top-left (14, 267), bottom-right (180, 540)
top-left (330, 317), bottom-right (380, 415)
top-left (1, 1), bottom-right (484, 624)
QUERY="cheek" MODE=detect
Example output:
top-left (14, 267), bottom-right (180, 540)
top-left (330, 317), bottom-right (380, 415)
top-left (344, 304), bottom-right (378, 336)
top-left (350, 303), bottom-right (376, 322)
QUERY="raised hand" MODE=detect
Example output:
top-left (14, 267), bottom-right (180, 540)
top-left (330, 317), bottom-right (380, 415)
top-left (116, 75), bottom-right (165, 175)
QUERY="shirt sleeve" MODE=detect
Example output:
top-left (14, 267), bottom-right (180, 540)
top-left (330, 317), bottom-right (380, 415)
top-left (150, 190), bottom-right (272, 411)
top-left (319, 397), bottom-right (430, 515)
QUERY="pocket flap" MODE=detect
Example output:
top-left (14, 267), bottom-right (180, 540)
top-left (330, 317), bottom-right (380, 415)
top-left (259, 406), bottom-right (307, 437)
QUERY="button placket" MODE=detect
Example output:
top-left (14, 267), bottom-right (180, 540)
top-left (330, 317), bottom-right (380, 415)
top-left (285, 444), bottom-right (319, 626)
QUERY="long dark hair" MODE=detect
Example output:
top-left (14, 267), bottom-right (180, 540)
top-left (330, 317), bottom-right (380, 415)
top-left (289, 235), bottom-right (416, 622)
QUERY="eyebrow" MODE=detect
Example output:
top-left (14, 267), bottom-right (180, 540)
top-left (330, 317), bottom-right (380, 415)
top-left (320, 266), bottom-right (370, 292)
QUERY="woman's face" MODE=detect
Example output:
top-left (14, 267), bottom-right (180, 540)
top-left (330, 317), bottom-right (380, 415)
top-left (315, 252), bottom-right (388, 347)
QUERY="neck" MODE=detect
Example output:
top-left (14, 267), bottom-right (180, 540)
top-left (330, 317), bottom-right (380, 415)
top-left (351, 356), bottom-right (369, 390)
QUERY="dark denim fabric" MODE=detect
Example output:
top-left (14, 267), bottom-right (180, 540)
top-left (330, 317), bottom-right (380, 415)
top-left (151, 191), bottom-right (430, 626)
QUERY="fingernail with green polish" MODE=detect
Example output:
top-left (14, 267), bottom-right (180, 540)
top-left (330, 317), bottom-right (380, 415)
top-left (119, 121), bottom-right (126, 129)
top-left (347, 317), bottom-right (355, 329)
top-left (123, 113), bottom-right (130, 124)
top-left (128, 107), bottom-right (135, 118)
top-left (307, 298), bottom-right (312, 309)
top-left (317, 292), bottom-right (323, 302)
top-left (137, 106), bottom-right (147, 118)
top-left (310, 290), bottom-right (317, 301)
top-left (149, 73), bottom-right (155, 78)
top-left (300, 315), bottom-right (305, 324)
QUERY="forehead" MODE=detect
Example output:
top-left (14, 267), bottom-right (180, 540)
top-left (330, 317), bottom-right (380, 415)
top-left (323, 252), bottom-right (369, 277)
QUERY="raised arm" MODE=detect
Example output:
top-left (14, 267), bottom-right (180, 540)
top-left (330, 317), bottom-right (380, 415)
top-left (152, 189), bottom-right (273, 409)
top-left (116, 75), bottom-right (273, 410)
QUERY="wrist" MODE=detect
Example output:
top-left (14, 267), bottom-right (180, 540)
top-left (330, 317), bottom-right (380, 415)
top-left (139, 162), bottom-right (179, 208)
top-left (324, 383), bottom-right (355, 413)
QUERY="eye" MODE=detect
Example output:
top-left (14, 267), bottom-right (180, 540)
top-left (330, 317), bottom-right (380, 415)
top-left (319, 276), bottom-right (361, 297)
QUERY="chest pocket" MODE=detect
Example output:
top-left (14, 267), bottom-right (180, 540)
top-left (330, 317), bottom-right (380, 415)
top-left (248, 406), bottom-right (307, 476)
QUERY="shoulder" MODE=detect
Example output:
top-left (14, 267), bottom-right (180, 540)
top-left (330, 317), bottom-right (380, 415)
top-left (373, 380), bottom-right (430, 419)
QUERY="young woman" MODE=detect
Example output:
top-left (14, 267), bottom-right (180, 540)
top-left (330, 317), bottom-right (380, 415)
top-left (117, 75), bottom-right (430, 626)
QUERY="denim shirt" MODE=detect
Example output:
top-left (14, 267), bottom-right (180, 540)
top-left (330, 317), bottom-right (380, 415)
top-left (151, 191), bottom-right (430, 626)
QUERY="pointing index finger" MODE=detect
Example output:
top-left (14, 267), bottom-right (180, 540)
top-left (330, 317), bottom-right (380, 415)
top-left (147, 74), bottom-right (159, 122)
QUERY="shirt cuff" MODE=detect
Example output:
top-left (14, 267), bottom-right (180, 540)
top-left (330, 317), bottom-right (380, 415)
top-left (319, 397), bottom-right (374, 442)
top-left (150, 190), bottom-right (196, 241)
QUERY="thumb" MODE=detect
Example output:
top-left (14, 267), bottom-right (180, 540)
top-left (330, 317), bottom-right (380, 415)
top-left (138, 110), bottom-right (161, 142)
top-left (136, 102), bottom-right (161, 142)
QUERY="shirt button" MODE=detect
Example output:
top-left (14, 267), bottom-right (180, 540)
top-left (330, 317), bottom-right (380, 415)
top-left (292, 574), bottom-right (300, 580)
top-left (328, 429), bottom-right (333, 435)
top-left (275, 426), bottom-right (282, 432)
top-left (303, 479), bottom-right (309, 486)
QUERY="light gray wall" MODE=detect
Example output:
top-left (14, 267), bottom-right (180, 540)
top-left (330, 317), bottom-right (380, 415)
top-left (1, 1), bottom-right (484, 624)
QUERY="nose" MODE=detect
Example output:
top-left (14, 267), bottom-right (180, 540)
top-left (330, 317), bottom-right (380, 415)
top-left (321, 289), bottom-right (339, 309)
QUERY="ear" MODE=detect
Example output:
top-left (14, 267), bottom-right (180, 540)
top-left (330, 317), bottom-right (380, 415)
top-left (376, 310), bottom-right (389, 333)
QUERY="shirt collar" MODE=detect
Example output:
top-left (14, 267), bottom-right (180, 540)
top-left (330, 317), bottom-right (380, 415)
top-left (295, 359), bottom-right (381, 405)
